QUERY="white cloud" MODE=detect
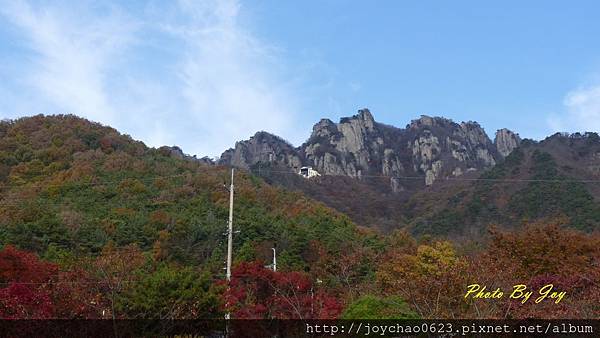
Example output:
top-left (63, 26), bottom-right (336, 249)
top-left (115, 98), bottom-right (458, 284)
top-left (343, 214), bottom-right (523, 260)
top-left (169, 0), bottom-right (300, 156)
top-left (0, 0), bottom-right (303, 157)
top-left (0, 0), bottom-right (137, 125)
top-left (548, 85), bottom-right (600, 133)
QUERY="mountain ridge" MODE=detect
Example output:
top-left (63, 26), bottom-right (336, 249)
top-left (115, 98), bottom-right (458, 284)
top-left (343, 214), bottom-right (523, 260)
top-left (218, 108), bottom-right (522, 188)
top-left (4, 112), bottom-right (599, 236)
top-left (216, 109), bottom-right (600, 234)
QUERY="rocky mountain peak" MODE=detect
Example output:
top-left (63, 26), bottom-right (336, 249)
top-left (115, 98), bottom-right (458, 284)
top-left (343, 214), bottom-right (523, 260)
top-left (311, 118), bottom-right (337, 139)
top-left (409, 115), bottom-right (459, 130)
top-left (219, 131), bottom-right (301, 169)
top-left (494, 128), bottom-right (521, 158)
top-left (355, 108), bottom-right (375, 129)
top-left (219, 109), bottom-right (518, 188)
top-left (410, 115), bottom-right (435, 128)
top-left (459, 121), bottom-right (490, 144)
top-left (338, 108), bottom-right (375, 130)
top-left (302, 109), bottom-right (380, 177)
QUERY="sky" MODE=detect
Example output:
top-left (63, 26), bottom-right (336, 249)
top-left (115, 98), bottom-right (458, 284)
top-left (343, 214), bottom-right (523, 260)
top-left (1, 0), bottom-right (600, 158)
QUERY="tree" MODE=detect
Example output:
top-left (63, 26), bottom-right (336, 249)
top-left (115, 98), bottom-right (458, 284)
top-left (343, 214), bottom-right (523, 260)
top-left (0, 282), bottom-right (54, 319)
top-left (0, 245), bottom-right (56, 318)
top-left (471, 221), bottom-right (600, 318)
top-left (118, 264), bottom-right (222, 319)
top-left (376, 240), bottom-right (469, 318)
top-left (225, 262), bottom-right (342, 319)
top-left (341, 295), bottom-right (418, 319)
top-left (0, 245), bottom-right (58, 283)
top-left (94, 243), bottom-right (145, 319)
top-left (52, 268), bottom-right (108, 319)
top-left (0, 245), bottom-right (106, 319)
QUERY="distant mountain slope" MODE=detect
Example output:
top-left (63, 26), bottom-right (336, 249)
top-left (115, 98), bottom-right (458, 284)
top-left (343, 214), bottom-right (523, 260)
top-left (0, 115), bottom-right (366, 273)
top-left (219, 110), bottom-right (600, 235)
top-left (405, 133), bottom-right (600, 236)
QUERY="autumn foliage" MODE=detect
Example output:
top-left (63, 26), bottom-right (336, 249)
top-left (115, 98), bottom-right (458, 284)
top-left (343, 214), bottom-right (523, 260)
top-left (225, 262), bottom-right (342, 319)
top-left (472, 221), bottom-right (600, 318)
top-left (375, 221), bottom-right (600, 319)
top-left (1, 115), bottom-right (599, 320)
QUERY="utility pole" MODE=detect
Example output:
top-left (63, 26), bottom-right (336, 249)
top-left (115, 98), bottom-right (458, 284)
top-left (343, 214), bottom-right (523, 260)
top-left (272, 247), bottom-right (277, 272)
top-left (225, 168), bottom-right (234, 323)
top-left (226, 168), bottom-right (234, 281)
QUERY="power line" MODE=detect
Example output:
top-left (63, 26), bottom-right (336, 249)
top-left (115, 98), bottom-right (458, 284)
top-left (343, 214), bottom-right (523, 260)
top-left (250, 167), bottom-right (600, 183)
top-left (0, 277), bottom-right (226, 286)
top-left (1, 163), bottom-right (598, 207)
top-left (2, 163), bottom-right (595, 246)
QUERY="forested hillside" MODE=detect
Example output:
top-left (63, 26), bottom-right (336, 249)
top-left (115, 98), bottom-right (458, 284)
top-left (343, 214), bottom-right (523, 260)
top-left (0, 115), bottom-right (598, 320)
top-left (404, 134), bottom-right (600, 237)
top-left (0, 115), bottom-right (368, 265)
top-left (0, 115), bottom-right (376, 319)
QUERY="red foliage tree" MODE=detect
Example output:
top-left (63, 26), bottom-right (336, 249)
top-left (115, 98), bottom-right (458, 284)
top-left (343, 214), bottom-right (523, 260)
top-left (0, 245), bottom-right (106, 319)
top-left (0, 283), bottom-right (54, 319)
top-left (0, 245), bottom-right (58, 283)
top-left (0, 245), bottom-right (57, 318)
top-left (52, 268), bottom-right (109, 319)
top-left (224, 262), bottom-right (342, 319)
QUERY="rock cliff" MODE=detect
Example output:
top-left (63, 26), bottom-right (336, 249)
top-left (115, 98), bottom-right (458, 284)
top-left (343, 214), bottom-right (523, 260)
top-left (494, 128), bottom-right (521, 158)
top-left (219, 109), bottom-right (519, 187)
top-left (219, 131), bottom-right (302, 170)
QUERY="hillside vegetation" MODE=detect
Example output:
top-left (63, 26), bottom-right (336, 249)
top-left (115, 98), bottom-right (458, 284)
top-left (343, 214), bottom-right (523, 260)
top-left (0, 115), bottom-right (598, 320)
top-left (0, 115), bottom-right (365, 267)
top-left (406, 137), bottom-right (600, 237)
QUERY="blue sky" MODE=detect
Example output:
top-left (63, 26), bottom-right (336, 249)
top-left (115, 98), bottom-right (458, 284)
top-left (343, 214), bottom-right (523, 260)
top-left (1, 0), bottom-right (600, 157)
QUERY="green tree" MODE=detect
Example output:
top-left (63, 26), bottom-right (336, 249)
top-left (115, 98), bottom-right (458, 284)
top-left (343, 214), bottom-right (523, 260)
top-left (118, 264), bottom-right (222, 319)
top-left (341, 295), bottom-right (418, 319)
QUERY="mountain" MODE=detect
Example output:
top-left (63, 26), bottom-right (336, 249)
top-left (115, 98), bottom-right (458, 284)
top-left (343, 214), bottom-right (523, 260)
top-left (0, 114), bottom-right (391, 321)
top-left (1, 114), bottom-right (598, 321)
top-left (219, 109), bottom-right (521, 188)
top-left (404, 133), bottom-right (600, 236)
top-left (219, 109), bottom-right (600, 235)
top-left (0, 114), bottom-right (366, 271)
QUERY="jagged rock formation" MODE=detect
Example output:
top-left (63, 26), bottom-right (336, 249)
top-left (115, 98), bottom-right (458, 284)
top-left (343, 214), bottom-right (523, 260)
top-left (219, 109), bottom-right (519, 187)
top-left (219, 131), bottom-right (302, 170)
top-left (494, 128), bottom-right (521, 158)
top-left (407, 117), bottom-right (498, 185)
top-left (302, 110), bottom-right (379, 177)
